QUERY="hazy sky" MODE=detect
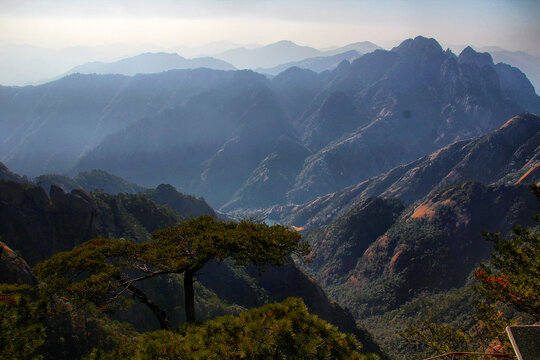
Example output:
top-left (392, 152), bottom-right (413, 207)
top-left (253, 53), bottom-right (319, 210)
top-left (1, 0), bottom-right (539, 52)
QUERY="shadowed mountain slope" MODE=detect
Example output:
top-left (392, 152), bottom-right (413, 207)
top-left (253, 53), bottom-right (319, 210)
top-left (0, 68), bottom-right (241, 176)
top-left (74, 71), bottom-right (298, 207)
top-left (221, 136), bottom-right (312, 211)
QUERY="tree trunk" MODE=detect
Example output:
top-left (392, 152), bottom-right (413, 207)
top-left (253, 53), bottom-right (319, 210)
top-left (184, 269), bottom-right (196, 323)
top-left (128, 284), bottom-right (169, 330)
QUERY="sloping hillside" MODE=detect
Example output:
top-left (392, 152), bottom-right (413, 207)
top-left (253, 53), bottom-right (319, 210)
top-left (265, 113), bottom-right (539, 229)
top-left (302, 182), bottom-right (538, 318)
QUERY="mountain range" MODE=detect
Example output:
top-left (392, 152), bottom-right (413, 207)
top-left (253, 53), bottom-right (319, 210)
top-left (212, 40), bottom-right (382, 70)
top-left (0, 68), bottom-right (246, 176)
top-left (63, 52), bottom-right (235, 76)
top-left (256, 50), bottom-right (362, 76)
top-left (323, 41), bottom-right (382, 56)
top-left (3, 39), bottom-right (539, 94)
top-left (2, 36), bottom-right (538, 211)
top-left (214, 40), bottom-right (323, 69)
top-left (54, 40), bottom-right (380, 80)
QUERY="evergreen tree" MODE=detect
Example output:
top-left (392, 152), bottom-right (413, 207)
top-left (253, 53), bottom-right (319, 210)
top-left (35, 215), bottom-right (310, 327)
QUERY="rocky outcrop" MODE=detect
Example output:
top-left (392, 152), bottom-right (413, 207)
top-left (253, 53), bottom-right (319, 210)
top-left (0, 161), bottom-right (31, 183)
top-left (458, 46), bottom-right (540, 114)
top-left (36, 170), bottom-right (147, 195)
top-left (49, 185), bottom-right (101, 252)
top-left (0, 180), bottom-right (57, 266)
top-left (0, 180), bottom-right (178, 265)
top-left (0, 241), bottom-right (37, 286)
top-left (145, 183), bottom-right (214, 218)
top-left (458, 46), bottom-right (494, 67)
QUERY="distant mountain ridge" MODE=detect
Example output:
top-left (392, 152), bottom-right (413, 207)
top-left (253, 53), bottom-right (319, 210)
top-left (458, 46), bottom-right (539, 112)
top-left (324, 41), bottom-right (382, 56)
top-left (256, 50), bottom-right (361, 76)
top-left (215, 39), bottom-right (382, 70)
top-left (63, 52), bottom-right (236, 76)
top-left (448, 44), bottom-right (540, 94)
top-left (215, 40), bottom-right (322, 69)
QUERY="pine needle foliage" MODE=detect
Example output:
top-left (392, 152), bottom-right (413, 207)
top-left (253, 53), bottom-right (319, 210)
top-left (86, 298), bottom-right (378, 360)
top-left (0, 284), bottom-right (46, 359)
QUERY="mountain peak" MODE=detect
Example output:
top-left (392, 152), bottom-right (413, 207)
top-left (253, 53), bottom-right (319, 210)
top-left (458, 46), bottom-right (494, 67)
top-left (264, 40), bottom-right (318, 52)
top-left (272, 40), bottom-right (296, 46)
top-left (392, 36), bottom-right (444, 56)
